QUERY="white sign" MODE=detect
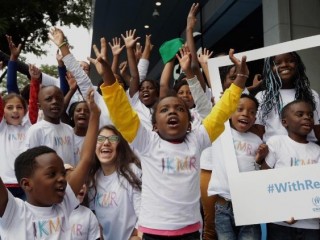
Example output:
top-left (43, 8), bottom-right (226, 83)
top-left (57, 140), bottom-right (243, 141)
top-left (207, 35), bottom-right (320, 225)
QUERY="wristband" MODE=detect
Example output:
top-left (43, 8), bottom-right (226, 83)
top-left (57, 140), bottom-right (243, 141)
top-left (237, 73), bottom-right (249, 78)
top-left (58, 42), bottom-right (67, 48)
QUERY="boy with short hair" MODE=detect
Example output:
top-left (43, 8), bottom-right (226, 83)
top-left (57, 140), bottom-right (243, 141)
top-left (261, 99), bottom-right (320, 239)
top-left (0, 90), bottom-right (100, 239)
top-left (25, 85), bottom-right (77, 166)
top-left (211, 94), bottom-right (268, 239)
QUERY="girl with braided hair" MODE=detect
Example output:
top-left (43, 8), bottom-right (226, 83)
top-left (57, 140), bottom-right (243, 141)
top-left (253, 52), bottom-right (320, 142)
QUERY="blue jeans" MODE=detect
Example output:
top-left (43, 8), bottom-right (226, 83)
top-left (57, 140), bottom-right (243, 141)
top-left (142, 231), bottom-right (200, 240)
top-left (267, 223), bottom-right (320, 240)
top-left (215, 200), bottom-right (261, 240)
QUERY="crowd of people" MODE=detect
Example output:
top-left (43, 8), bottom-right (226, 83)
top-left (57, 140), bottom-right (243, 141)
top-left (0, 3), bottom-right (319, 240)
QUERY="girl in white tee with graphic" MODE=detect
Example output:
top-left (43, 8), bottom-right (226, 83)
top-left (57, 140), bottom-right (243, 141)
top-left (88, 125), bottom-right (142, 240)
top-left (253, 52), bottom-right (320, 142)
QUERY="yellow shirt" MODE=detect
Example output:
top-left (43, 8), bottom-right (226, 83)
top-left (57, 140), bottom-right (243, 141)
top-left (101, 81), bottom-right (243, 143)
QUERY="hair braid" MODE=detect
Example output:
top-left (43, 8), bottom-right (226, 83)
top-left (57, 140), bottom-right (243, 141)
top-left (259, 52), bottom-right (315, 124)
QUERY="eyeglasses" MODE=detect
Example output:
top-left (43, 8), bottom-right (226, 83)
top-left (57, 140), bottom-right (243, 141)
top-left (97, 135), bottom-right (120, 144)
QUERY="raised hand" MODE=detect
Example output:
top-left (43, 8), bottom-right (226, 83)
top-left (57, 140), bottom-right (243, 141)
top-left (88, 37), bottom-right (115, 86)
top-left (228, 49), bottom-right (249, 89)
top-left (176, 46), bottom-right (192, 78)
top-left (28, 64), bottom-right (41, 80)
top-left (48, 27), bottom-right (66, 47)
top-left (187, 3), bottom-right (199, 30)
top-left (197, 48), bottom-right (213, 64)
top-left (121, 29), bottom-right (140, 49)
top-left (119, 61), bottom-right (128, 76)
top-left (66, 72), bottom-right (78, 91)
top-left (144, 34), bottom-right (153, 52)
top-left (134, 42), bottom-right (142, 62)
top-left (108, 37), bottom-right (125, 56)
top-left (86, 88), bottom-right (100, 116)
top-left (229, 49), bottom-right (249, 77)
top-left (6, 35), bottom-right (22, 61)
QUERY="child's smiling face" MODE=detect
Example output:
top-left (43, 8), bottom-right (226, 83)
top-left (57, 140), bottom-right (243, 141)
top-left (153, 96), bottom-right (191, 142)
top-left (26, 152), bottom-right (67, 207)
top-left (272, 53), bottom-right (297, 88)
top-left (4, 96), bottom-right (26, 125)
top-left (231, 97), bottom-right (257, 133)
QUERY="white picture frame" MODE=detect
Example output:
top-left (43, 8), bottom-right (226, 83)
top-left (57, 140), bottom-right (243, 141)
top-left (207, 34), bottom-right (320, 225)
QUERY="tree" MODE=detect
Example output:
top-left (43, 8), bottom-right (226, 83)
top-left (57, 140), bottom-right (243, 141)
top-left (0, 0), bottom-right (92, 56)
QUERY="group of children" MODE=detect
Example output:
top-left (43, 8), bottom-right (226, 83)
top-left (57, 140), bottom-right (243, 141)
top-left (0, 2), bottom-right (320, 240)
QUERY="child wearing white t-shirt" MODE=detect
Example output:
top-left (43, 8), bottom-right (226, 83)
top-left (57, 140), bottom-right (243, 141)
top-left (69, 182), bottom-right (100, 240)
top-left (86, 27), bottom-right (248, 238)
top-left (261, 100), bottom-right (320, 239)
top-left (25, 85), bottom-right (77, 166)
top-left (1, 36), bottom-right (40, 199)
top-left (88, 125), bottom-right (142, 240)
top-left (253, 52), bottom-right (320, 143)
top-left (0, 90), bottom-right (100, 239)
top-left (211, 94), bottom-right (268, 239)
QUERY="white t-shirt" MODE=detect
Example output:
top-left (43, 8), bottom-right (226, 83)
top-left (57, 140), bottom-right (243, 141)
top-left (265, 135), bottom-right (320, 169)
top-left (255, 89), bottom-right (320, 142)
top-left (0, 184), bottom-right (79, 239)
top-left (69, 205), bottom-right (100, 240)
top-left (200, 146), bottom-right (213, 171)
top-left (89, 165), bottom-right (141, 240)
top-left (25, 120), bottom-right (76, 166)
top-left (0, 115), bottom-right (31, 184)
top-left (265, 135), bottom-right (320, 229)
top-left (208, 129), bottom-right (262, 199)
top-left (127, 91), bottom-right (153, 130)
top-left (73, 134), bottom-right (84, 165)
top-left (132, 124), bottom-right (211, 230)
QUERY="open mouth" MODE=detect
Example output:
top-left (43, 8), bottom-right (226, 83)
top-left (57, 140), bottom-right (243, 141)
top-left (142, 92), bottom-right (150, 99)
top-left (11, 115), bottom-right (20, 120)
top-left (167, 117), bottom-right (179, 127)
top-left (238, 119), bottom-right (249, 126)
top-left (77, 115), bottom-right (87, 122)
top-left (56, 186), bottom-right (66, 197)
top-left (100, 148), bottom-right (113, 157)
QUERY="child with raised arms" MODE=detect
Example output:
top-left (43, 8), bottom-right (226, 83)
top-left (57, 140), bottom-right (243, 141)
top-left (261, 99), bottom-right (320, 239)
top-left (0, 35), bottom-right (40, 199)
top-left (82, 29), bottom-right (249, 238)
top-left (213, 94), bottom-right (268, 239)
top-left (0, 89), bottom-right (100, 239)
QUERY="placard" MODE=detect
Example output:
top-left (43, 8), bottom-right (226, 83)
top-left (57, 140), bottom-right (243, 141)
top-left (208, 35), bottom-right (320, 225)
